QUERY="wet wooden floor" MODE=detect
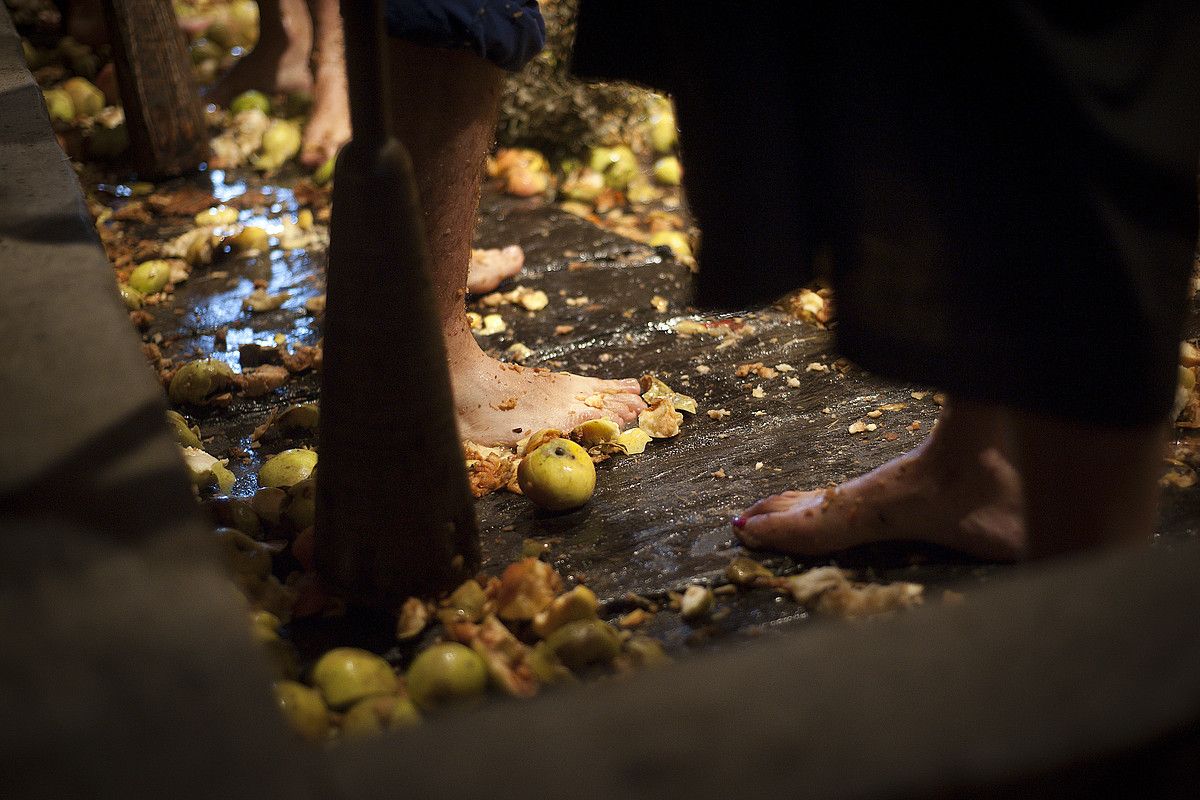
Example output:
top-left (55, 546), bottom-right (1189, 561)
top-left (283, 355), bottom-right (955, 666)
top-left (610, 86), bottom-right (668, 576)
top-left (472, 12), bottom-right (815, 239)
top-left (135, 168), bottom-right (1200, 654)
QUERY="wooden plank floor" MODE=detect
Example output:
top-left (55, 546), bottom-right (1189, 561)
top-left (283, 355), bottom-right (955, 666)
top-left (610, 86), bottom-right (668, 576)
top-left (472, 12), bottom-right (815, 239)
top-left (131, 167), bottom-right (1200, 655)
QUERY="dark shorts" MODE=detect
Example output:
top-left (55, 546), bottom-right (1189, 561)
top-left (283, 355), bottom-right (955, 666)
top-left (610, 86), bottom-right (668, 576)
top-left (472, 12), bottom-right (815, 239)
top-left (386, 0), bottom-right (544, 72)
top-left (574, 2), bottom-right (1200, 427)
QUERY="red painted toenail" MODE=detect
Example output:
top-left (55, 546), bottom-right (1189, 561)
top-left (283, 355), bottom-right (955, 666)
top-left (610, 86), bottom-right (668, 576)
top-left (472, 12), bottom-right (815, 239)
top-left (732, 515), bottom-right (746, 529)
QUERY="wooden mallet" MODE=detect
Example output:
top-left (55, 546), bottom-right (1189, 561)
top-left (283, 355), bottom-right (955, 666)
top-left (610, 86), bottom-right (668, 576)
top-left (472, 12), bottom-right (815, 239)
top-left (315, 0), bottom-right (480, 605)
top-left (100, 0), bottom-right (207, 177)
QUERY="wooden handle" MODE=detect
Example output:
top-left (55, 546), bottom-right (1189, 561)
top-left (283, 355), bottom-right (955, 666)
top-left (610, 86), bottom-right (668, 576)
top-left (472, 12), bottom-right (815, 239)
top-left (315, 0), bottom-right (480, 605)
top-left (101, 0), bottom-right (208, 177)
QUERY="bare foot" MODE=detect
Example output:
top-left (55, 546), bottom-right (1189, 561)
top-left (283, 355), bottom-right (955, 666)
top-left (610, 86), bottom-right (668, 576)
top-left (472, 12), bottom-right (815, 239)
top-left (451, 351), bottom-right (646, 446)
top-left (206, 0), bottom-right (313, 106)
top-left (207, 42), bottom-right (313, 106)
top-left (385, 37), bottom-right (644, 448)
top-left (299, 64), bottom-right (350, 167)
top-left (734, 440), bottom-right (1027, 561)
top-left (300, 0), bottom-right (351, 168)
top-left (467, 246), bottom-right (524, 294)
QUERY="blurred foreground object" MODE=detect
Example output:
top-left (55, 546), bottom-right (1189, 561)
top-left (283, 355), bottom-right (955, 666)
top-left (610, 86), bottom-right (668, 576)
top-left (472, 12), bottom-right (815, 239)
top-left (315, 0), bottom-right (479, 604)
top-left (100, 0), bottom-right (207, 176)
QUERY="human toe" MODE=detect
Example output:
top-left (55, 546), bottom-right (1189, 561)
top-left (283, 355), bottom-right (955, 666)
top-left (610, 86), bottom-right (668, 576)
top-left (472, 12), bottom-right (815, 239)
top-left (300, 137), bottom-right (332, 169)
top-left (740, 490), bottom-right (812, 520)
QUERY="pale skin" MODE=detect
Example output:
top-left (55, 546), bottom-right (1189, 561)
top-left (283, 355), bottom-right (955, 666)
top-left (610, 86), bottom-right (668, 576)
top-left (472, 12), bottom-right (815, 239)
top-left (736, 399), bottom-right (1027, 561)
top-left (302, 7), bottom-right (523, 293)
top-left (206, 0), bottom-right (315, 104)
top-left (61, 0), bottom-right (320, 106)
top-left (58, 0), bottom-right (1167, 559)
top-left (298, 0), bottom-right (350, 169)
top-left (209, 11), bottom-right (642, 445)
top-left (204, 3), bottom-right (1167, 558)
top-left (468, 245), bottom-right (526, 295)
top-left (735, 396), bottom-right (1169, 560)
top-left (210, 1), bottom-right (520, 294)
top-left (208, 0), bottom-right (346, 166)
top-left (387, 40), bottom-right (644, 446)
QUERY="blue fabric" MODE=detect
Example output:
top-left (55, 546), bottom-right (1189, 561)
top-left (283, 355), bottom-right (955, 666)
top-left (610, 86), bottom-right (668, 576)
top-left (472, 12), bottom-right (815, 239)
top-left (386, 0), bottom-right (545, 72)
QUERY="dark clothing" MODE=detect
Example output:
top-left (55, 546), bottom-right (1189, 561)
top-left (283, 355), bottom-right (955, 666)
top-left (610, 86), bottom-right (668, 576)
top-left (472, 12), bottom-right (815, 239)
top-left (386, 0), bottom-right (545, 72)
top-left (574, 2), bottom-right (1200, 427)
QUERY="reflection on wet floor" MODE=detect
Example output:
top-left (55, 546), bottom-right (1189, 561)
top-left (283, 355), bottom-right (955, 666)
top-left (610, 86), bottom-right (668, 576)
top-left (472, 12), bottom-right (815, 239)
top-left (129, 167), bottom-right (1200, 649)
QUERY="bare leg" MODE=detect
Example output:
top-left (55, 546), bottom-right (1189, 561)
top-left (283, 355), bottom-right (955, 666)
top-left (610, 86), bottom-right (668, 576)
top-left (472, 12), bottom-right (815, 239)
top-left (1010, 412), bottom-right (1166, 556)
top-left (388, 40), bottom-right (645, 446)
top-left (299, 0), bottom-right (351, 167)
top-left (207, 0), bottom-right (313, 106)
top-left (735, 398), bottom-right (1027, 561)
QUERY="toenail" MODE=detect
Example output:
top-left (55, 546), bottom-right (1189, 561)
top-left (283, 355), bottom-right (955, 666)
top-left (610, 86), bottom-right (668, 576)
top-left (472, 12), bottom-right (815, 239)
top-left (732, 515), bottom-right (747, 529)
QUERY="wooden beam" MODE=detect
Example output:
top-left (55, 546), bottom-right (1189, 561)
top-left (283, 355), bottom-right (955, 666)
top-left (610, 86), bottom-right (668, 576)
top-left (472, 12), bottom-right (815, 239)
top-left (315, 0), bottom-right (480, 604)
top-left (100, 0), bottom-right (207, 177)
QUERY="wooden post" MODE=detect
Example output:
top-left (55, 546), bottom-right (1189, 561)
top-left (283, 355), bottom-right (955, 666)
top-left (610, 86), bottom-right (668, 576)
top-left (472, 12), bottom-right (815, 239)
top-left (315, 0), bottom-right (480, 605)
top-left (100, 0), bottom-right (207, 177)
